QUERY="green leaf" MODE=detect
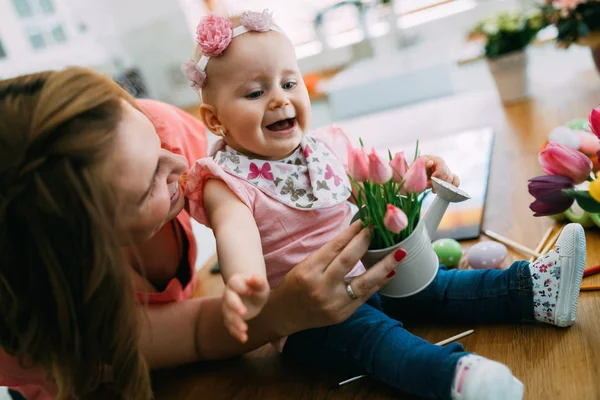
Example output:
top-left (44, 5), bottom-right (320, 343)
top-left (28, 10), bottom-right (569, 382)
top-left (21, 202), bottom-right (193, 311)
top-left (563, 189), bottom-right (600, 213)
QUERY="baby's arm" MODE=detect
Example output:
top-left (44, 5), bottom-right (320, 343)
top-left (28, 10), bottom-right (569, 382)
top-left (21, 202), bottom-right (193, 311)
top-left (203, 179), bottom-right (269, 343)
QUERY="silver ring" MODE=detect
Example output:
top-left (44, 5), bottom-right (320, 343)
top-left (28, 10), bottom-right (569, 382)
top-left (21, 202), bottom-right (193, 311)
top-left (346, 282), bottom-right (358, 300)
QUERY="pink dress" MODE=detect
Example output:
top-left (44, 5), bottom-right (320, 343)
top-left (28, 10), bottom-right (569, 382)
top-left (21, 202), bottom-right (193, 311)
top-left (187, 127), bottom-right (365, 289)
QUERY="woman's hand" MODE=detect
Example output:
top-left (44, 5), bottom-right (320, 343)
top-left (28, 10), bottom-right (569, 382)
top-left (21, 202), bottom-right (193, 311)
top-left (422, 155), bottom-right (460, 188)
top-left (271, 221), bottom-right (406, 335)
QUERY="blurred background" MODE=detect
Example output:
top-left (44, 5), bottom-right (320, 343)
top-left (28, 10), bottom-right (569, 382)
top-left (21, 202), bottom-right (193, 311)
top-left (1, 0), bottom-right (595, 124)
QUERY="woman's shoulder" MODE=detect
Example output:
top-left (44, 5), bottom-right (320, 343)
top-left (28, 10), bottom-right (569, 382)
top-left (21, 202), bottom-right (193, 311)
top-left (136, 99), bottom-right (208, 166)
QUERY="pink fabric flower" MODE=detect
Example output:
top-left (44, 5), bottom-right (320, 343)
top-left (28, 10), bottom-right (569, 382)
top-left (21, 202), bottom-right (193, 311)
top-left (368, 148), bottom-right (392, 184)
top-left (390, 152), bottom-right (407, 184)
top-left (539, 142), bottom-right (592, 184)
top-left (348, 147), bottom-right (369, 182)
top-left (181, 60), bottom-right (207, 90)
top-left (196, 14), bottom-right (234, 57)
top-left (383, 204), bottom-right (408, 234)
top-left (589, 105), bottom-right (600, 139)
top-left (241, 9), bottom-right (274, 32)
top-left (402, 157), bottom-right (428, 194)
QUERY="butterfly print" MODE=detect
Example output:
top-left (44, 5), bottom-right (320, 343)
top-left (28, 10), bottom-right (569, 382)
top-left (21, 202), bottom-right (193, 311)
top-left (218, 152), bottom-right (240, 164)
top-left (316, 180), bottom-right (330, 191)
top-left (276, 164), bottom-right (294, 174)
top-left (311, 157), bottom-right (320, 163)
top-left (234, 166), bottom-right (241, 174)
top-left (274, 177), bottom-right (283, 186)
top-left (248, 162), bottom-right (274, 181)
top-left (280, 177), bottom-right (307, 202)
top-left (306, 193), bottom-right (317, 202)
top-left (324, 164), bottom-right (343, 186)
top-left (303, 146), bottom-right (313, 159)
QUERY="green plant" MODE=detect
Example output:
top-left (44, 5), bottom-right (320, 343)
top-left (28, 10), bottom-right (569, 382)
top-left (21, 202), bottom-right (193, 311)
top-left (541, 0), bottom-right (600, 47)
top-left (471, 10), bottom-right (544, 58)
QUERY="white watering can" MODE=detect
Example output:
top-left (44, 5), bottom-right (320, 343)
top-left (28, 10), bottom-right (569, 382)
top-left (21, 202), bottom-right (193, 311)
top-left (361, 177), bottom-right (470, 298)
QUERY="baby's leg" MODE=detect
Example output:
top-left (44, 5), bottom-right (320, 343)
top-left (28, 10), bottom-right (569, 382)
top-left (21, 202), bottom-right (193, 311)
top-left (383, 224), bottom-right (586, 328)
top-left (382, 260), bottom-right (535, 324)
top-left (283, 301), bottom-right (523, 400)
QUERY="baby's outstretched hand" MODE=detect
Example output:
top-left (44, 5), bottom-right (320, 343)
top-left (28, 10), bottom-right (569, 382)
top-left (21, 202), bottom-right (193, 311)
top-left (223, 274), bottom-right (270, 343)
top-left (422, 155), bottom-right (460, 189)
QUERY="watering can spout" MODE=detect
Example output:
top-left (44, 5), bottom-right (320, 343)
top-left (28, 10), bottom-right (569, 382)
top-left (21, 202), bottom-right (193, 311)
top-left (423, 177), bottom-right (471, 236)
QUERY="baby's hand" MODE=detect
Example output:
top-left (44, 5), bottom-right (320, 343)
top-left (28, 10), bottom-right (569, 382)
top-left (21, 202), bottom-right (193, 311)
top-left (223, 273), bottom-right (270, 343)
top-left (421, 155), bottom-right (460, 189)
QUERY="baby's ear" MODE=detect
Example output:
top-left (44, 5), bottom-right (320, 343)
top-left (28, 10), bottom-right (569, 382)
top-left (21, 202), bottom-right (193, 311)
top-left (199, 103), bottom-right (223, 136)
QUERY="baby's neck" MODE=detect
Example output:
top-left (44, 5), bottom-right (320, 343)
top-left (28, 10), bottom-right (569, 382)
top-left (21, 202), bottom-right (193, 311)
top-left (223, 140), bottom-right (301, 161)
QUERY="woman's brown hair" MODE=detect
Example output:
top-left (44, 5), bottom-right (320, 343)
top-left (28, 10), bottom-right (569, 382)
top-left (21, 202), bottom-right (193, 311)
top-left (0, 67), bottom-right (152, 399)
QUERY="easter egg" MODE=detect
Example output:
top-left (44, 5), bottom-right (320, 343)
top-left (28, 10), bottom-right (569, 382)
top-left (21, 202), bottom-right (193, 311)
top-left (432, 238), bottom-right (463, 268)
top-left (549, 126), bottom-right (580, 150)
top-left (467, 241), bottom-right (508, 270)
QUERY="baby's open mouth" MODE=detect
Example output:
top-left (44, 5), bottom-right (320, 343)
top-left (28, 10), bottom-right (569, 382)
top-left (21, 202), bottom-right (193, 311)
top-left (266, 118), bottom-right (296, 131)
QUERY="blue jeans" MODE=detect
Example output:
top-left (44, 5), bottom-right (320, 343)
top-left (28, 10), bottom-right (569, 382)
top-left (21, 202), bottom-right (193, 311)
top-left (282, 261), bottom-right (534, 400)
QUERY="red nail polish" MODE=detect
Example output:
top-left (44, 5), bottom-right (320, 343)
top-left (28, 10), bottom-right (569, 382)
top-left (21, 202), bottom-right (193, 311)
top-left (387, 270), bottom-right (396, 278)
top-left (394, 249), bottom-right (406, 262)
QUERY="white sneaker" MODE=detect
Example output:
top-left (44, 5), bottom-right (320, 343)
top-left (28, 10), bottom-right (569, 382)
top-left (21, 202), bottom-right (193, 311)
top-left (530, 223), bottom-right (586, 327)
top-left (451, 355), bottom-right (524, 400)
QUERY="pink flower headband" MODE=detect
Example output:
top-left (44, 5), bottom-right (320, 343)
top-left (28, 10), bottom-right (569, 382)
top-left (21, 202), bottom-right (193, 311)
top-left (181, 9), bottom-right (282, 91)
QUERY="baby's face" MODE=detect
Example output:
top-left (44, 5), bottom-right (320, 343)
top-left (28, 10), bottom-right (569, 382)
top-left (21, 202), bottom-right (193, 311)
top-left (204, 30), bottom-right (311, 160)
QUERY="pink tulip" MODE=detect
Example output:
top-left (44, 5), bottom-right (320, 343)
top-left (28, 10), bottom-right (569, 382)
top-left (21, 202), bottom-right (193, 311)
top-left (539, 142), bottom-right (592, 184)
top-left (402, 157), bottom-right (428, 193)
top-left (390, 152), bottom-right (407, 183)
top-left (348, 147), bottom-right (370, 182)
top-left (589, 106), bottom-right (600, 139)
top-left (383, 204), bottom-right (408, 234)
top-left (368, 148), bottom-right (392, 184)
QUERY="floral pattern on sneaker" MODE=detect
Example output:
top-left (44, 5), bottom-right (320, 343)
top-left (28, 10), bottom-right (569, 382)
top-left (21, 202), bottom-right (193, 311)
top-left (530, 246), bottom-right (561, 324)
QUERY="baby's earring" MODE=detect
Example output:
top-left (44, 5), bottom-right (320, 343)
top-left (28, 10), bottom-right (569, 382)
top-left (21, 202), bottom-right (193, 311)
top-left (219, 127), bottom-right (227, 137)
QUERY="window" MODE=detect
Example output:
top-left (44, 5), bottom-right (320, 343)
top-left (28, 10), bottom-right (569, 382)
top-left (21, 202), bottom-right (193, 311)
top-left (0, 40), bottom-right (6, 59)
top-left (39, 0), bottom-right (55, 14)
top-left (210, 0), bottom-right (458, 47)
top-left (27, 27), bottom-right (46, 49)
top-left (51, 24), bottom-right (67, 42)
top-left (12, 0), bottom-right (33, 18)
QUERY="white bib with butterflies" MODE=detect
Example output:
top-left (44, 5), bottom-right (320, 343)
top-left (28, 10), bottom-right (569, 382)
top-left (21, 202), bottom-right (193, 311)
top-left (213, 134), bottom-right (351, 210)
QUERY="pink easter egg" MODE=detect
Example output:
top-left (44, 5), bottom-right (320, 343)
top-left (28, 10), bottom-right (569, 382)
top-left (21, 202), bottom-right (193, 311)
top-left (467, 241), bottom-right (508, 270)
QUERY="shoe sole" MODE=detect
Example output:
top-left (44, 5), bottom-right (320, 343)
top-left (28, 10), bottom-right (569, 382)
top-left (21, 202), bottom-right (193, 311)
top-left (554, 223), bottom-right (586, 327)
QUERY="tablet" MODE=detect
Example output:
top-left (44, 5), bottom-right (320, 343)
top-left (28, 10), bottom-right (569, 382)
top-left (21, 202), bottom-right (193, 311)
top-left (385, 128), bottom-right (494, 241)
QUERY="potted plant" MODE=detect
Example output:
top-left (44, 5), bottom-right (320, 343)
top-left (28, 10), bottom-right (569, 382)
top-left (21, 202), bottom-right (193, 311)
top-left (541, 0), bottom-right (600, 73)
top-left (470, 10), bottom-right (544, 104)
top-left (348, 141), bottom-right (469, 297)
top-left (528, 105), bottom-right (600, 226)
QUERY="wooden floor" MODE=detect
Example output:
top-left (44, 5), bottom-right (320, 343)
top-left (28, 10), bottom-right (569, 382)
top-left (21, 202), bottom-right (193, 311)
top-left (153, 66), bottom-right (600, 399)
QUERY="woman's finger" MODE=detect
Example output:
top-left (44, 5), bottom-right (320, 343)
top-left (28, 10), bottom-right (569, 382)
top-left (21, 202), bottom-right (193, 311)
top-left (345, 248), bottom-right (405, 299)
top-left (324, 227), bottom-right (372, 281)
top-left (310, 221), bottom-right (365, 273)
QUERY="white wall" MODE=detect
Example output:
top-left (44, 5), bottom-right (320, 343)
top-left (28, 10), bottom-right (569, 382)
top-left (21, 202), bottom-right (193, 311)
top-left (0, 0), bottom-right (112, 78)
top-left (0, 0), bottom-right (200, 106)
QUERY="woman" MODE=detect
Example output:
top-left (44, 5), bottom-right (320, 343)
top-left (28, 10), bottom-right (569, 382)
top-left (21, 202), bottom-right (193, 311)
top-left (0, 68), bottom-right (401, 399)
